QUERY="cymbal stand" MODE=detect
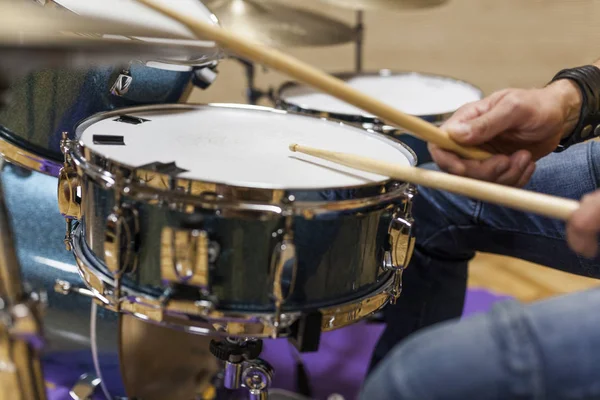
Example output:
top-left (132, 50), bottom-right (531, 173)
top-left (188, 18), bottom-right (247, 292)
top-left (233, 56), bottom-right (270, 105)
top-left (354, 10), bottom-right (364, 73)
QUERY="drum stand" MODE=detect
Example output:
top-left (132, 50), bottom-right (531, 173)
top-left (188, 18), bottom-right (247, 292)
top-left (234, 56), bottom-right (270, 105)
top-left (354, 10), bottom-right (364, 73)
top-left (210, 338), bottom-right (274, 400)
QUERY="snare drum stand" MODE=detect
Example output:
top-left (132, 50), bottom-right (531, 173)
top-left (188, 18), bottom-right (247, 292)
top-left (210, 338), bottom-right (274, 400)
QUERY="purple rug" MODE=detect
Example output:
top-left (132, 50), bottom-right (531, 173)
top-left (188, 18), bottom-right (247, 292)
top-left (261, 288), bottom-right (511, 400)
top-left (43, 288), bottom-right (510, 399)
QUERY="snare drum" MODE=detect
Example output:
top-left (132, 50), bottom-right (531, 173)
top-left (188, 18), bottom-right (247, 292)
top-left (59, 104), bottom-right (417, 342)
top-left (0, 0), bottom-right (221, 177)
top-left (275, 71), bottom-right (483, 164)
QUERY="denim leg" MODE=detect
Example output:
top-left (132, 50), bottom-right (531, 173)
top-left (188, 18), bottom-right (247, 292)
top-left (361, 287), bottom-right (600, 400)
top-left (369, 141), bottom-right (600, 370)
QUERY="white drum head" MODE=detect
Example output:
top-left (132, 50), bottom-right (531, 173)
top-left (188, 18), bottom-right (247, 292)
top-left (280, 72), bottom-right (482, 118)
top-left (78, 106), bottom-right (415, 190)
top-left (52, 0), bottom-right (220, 68)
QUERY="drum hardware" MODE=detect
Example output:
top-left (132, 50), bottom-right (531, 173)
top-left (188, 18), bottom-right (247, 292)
top-left (269, 212), bottom-right (297, 336)
top-left (160, 227), bottom-right (216, 291)
top-left (69, 373), bottom-right (101, 400)
top-left (209, 338), bottom-right (274, 400)
top-left (109, 64), bottom-right (134, 97)
top-left (233, 56), bottom-right (272, 105)
top-left (384, 185), bottom-right (416, 303)
top-left (59, 132), bottom-right (82, 251)
top-left (192, 61), bottom-right (220, 90)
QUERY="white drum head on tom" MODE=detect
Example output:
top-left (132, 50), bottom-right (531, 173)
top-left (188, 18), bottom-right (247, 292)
top-left (280, 72), bottom-right (482, 118)
top-left (78, 106), bottom-right (415, 190)
top-left (52, 0), bottom-right (219, 67)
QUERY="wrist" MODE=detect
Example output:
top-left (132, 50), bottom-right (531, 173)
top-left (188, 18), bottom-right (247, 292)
top-left (545, 79), bottom-right (583, 138)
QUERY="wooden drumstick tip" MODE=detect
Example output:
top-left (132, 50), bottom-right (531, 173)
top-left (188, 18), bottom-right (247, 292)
top-left (289, 144), bottom-right (299, 152)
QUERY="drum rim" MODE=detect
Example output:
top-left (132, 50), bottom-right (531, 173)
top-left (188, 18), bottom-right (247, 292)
top-left (71, 103), bottom-right (417, 213)
top-left (274, 69), bottom-right (485, 126)
top-left (71, 222), bottom-right (396, 339)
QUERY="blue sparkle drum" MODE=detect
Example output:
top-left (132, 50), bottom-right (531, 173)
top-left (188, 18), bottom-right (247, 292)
top-left (0, 0), bottom-right (222, 177)
top-left (275, 70), bottom-right (484, 164)
top-left (59, 104), bottom-right (417, 342)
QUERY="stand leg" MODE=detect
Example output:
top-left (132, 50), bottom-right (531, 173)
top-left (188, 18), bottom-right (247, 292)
top-left (233, 57), bottom-right (264, 105)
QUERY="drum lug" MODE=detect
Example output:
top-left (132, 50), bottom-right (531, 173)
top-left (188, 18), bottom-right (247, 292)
top-left (104, 204), bottom-right (139, 278)
top-left (384, 185), bottom-right (417, 303)
top-left (160, 227), bottom-right (219, 291)
top-left (58, 132), bottom-right (81, 250)
top-left (269, 214), bottom-right (297, 338)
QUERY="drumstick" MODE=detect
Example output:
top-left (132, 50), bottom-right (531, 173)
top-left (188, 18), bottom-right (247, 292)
top-left (289, 144), bottom-right (580, 221)
top-left (135, 0), bottom-right (491, 161)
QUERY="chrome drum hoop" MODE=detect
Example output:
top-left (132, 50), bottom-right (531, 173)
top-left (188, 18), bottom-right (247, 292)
top-left (69, 103), bottom-right (418, 217)
top-left (274, 70), bottom-right (485, 128)
top-left (69, 222), bottom-right (398, 339)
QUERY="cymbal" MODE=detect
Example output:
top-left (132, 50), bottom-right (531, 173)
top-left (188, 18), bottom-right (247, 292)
top-left (204, 0), bottom-right (357, 47)
top-left (0, 0), bottom-right (190, 41)
top-left (313, 0), bottom-right (449, 11)
top-left (0, 1), bottom-right (222, 80)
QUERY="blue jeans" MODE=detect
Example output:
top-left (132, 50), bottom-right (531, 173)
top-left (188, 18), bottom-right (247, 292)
top-left (362, 140), bottom-right (600, 399)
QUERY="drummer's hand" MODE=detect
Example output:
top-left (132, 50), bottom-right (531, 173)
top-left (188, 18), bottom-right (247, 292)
top-left (429, 80), bottom-right (582, 187)
top-left (567, 190), bottom-right (600, 258)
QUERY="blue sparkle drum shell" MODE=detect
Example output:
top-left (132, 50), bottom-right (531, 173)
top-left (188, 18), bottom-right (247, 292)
top-left (0, 0), bottom-right (222, 177)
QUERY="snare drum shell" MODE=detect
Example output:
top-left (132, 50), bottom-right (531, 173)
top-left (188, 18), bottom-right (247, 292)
top-left (81, 177), bottom-right (397, 312)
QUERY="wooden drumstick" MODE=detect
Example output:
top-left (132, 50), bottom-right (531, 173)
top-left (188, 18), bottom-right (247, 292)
top-left (289, 144), bottom-right (580, 221)
top-left (135, 0), bottom-right (491, 161)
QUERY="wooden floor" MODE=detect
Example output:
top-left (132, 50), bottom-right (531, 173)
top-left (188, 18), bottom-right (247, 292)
top-left (470, 254), bottom-right (600, 302)
top-left (188, 0), bottom-right (600, 303)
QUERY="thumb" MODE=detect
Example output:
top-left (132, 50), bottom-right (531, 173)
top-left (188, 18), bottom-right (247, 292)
top-left (446, 99), bottom-right (518, 146)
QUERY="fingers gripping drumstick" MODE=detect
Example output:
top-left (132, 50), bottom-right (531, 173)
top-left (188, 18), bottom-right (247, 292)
top-left (135, 0), bottom-right (491, 161)
top-left (289, 144), bottom-right (580, 221)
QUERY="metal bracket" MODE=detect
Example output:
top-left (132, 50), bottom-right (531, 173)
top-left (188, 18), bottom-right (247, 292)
top-left (104, 205), bottom-right (139, 278)
top-left (58, 132), bottom-right (80, 251)
top-left (269, 212), bottom-right (297, 337)
top-left (160, 227), bottom-right (218, 290)
top-left (384, 186), bottom-right (417, 302)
